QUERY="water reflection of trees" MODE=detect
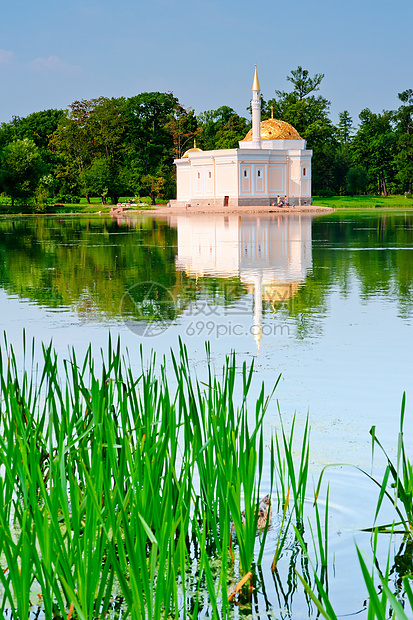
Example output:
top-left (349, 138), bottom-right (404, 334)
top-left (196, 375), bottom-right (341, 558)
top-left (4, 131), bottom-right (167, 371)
top-left (0, 216), bottom-right (248, 320)
top-left (0, 216), bottom-right (172, 312)
top-left (0, 214), bottom-right (412, 329)
top-left (312, 213), bottom-right (413, 320)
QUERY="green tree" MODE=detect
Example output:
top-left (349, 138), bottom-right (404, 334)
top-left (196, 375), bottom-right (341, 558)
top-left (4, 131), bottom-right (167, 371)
top-left (88, 97), bottom-right (126, 162)
top-left (337, 111), bottom-right (354, 145)
top-left (166, 104), bottom-right (198, 159)
top-left (286, 66), bottom-right (324, 100)
top-left (0, 109), bottom-right (62, 150)
top-left (197, 106), bottom-right (248, 150)
top-left (0, 116), bottom-right (22, 151)
top-left (395, 89), bottom-right (413, 194)
top-left (86, 97), bottom-right (126, 203)
top-left (141, 173), bottom-right (166, 205)
top-left (345, 166), bottom-right (368, 195)
top-left (123, 92), bottom-right (177, 197)
top-left (51, 99), bottom-right (97, 201)
top-left (51, 97), bottom-right (126, 202)
top-left (35, 173), bottom-right (58, 208)
top-left (0, 138), bottom-right (45, 205)
top-left (267, 67), bottom-right (336, 193)
top-left (328, 111), bottom-right (355, 195)
top-left (312, 144), bottom-right (338, 194)
top-left (81, 157), bottom-right (112, 204)
top-left (351, 109), bottom-right (396, 195)
top-left (214, 113), bottom-right (249, 149)
top-left (0, 110), bottom-right (64, 200)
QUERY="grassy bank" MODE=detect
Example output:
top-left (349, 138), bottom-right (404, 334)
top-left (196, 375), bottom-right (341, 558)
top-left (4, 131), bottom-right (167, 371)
top-left (0, 196), bottom-right (159, 216)
top-left (1, 336), bottom-right (412, 618)
top-left (2, 194), bottom-right (413, 216)
top-left (313, 195), bottom-right (413, 209)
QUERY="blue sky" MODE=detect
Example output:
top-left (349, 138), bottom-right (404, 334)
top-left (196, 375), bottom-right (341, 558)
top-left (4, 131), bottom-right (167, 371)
top-left (1, 0), bottom-right (412, 128)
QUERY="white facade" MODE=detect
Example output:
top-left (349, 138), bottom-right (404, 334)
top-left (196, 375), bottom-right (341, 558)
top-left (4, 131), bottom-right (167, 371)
top-left (173, 146), bottom-right (312, 208)
top-left (171, 68), bottom-right (312, 208)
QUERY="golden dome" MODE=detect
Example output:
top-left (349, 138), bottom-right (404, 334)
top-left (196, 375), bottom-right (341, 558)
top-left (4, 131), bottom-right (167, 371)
top-left (244, 118), bottom-right (302, 141)
top-left (182, 140), bottom-right (203, 158)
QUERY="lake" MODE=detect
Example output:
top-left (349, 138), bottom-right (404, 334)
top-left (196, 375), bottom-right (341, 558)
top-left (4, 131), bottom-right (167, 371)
top-left (1, 210), bottom-right (412, 617)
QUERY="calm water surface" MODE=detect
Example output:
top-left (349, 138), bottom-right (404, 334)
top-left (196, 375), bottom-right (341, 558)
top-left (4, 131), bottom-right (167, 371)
top-left (1, 210), bottom-right (412, 617)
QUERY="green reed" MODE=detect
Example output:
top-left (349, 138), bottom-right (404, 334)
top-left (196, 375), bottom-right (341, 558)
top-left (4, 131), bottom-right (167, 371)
top-left (296, 399), bottom-right (413, 620)
top-left (309, 487), bottom-right (330, 571)
top-left (0, 335), bottom-right (278, 618)
top-left (274, 412), bottom-right (310, 527)
top-left (368, 393), bottom-right (413, 535)
top-left (1, 334), bottom-right (411, 618)
top-left (296, 538), bottom-right (413, 620)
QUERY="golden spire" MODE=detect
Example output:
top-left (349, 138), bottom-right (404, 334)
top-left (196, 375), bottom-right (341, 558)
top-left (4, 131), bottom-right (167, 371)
top-left (271, 105), bottom-right (273, 119)
top-left (252, 64), bottom-right (261, 92)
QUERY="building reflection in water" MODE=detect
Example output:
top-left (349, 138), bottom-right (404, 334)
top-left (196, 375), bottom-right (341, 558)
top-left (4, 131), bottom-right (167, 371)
top-left (174, 214), bottom-right (313, 352)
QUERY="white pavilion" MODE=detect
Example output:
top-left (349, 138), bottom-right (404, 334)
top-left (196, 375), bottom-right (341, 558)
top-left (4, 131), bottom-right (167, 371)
top-left (171, 66), bottom-right (312, 209)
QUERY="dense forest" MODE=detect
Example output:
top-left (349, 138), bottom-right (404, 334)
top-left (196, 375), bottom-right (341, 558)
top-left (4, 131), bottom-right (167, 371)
top-left (0, 67), bottom-right (412, 207)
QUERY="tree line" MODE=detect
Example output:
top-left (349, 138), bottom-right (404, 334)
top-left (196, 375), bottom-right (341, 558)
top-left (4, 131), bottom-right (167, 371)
top-left (0, 67), bottom-right (411, 207)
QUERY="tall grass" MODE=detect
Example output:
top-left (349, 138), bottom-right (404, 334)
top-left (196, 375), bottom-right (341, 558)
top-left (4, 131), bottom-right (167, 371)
top-left (369, 393), bottom-right (413, 534)
top-left (274, 412), bottom-right (310, 527)
top-left (297, 395), bottom-right (413, 620)
top-left (0, 334), bottom-right (412, 618)
top-left (0, 336), bottom-right (279, 618)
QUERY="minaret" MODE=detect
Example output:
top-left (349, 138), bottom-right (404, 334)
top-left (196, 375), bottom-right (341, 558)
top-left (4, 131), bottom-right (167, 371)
top-left (251, 65), bottom-right (261, 149)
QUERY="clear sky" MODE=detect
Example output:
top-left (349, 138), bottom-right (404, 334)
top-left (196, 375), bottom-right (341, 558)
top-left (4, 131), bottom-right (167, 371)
top-left (1, 0), bottom-right (411, 128)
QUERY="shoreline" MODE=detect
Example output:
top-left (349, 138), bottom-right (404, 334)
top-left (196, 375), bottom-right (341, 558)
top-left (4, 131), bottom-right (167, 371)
top-left (139, 203), bottom-right (334, 216)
